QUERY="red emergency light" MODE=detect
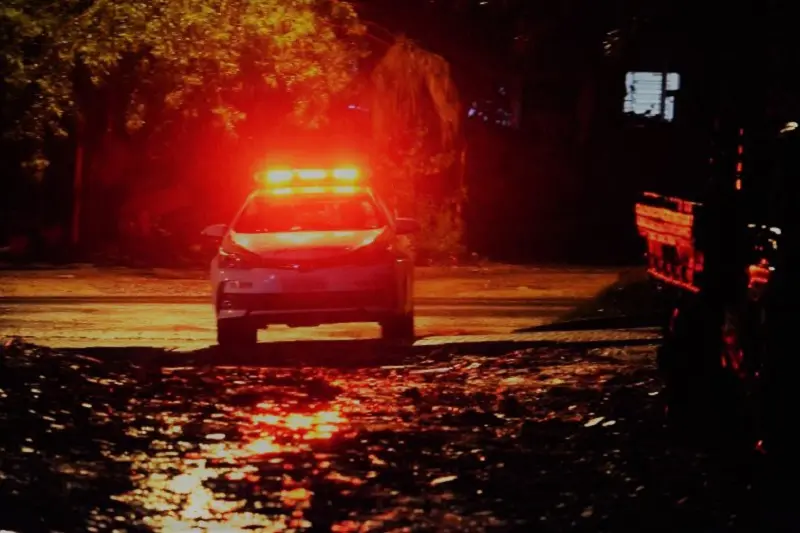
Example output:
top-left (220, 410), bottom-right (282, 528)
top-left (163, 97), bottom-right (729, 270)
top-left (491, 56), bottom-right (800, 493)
top-left (257, 167), bottom-right (361, 187)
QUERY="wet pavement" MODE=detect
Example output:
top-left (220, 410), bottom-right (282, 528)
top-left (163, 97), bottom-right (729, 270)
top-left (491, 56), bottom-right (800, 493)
top-left (0, 339), bottom-right (776, 533)
top-left (0, 267), bottom-right (782, 532)
top-left (0, 295), bottom-right (582, 350)
top-left (0, 266), bottom-right (620, 350)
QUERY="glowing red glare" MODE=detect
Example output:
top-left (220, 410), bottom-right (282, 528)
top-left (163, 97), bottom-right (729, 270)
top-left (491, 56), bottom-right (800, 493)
top-left (252, 414), bottom-right (281, 425)
top-left (317, 411), bottom-right (343, 423)
top-left (265, 170), bottom-right (293, 184)
top-left (304, 430), bottom-right (334, 440)
top-left (281, 487), bottom-right (312, 504)
top-left (297, 169), bottom-right (327, 180)
top-left (246, 438), bottom-right (280, 455)
top-left (285, 414), bottom-right (315, 430)
top-left (333, 168), bottom-right (359, 181)
top-left (747, 264), bottom-right (771, 288)
top-left (276, 233), bottom-right (318, 245)
top-left (259, 167), bottom-right (361, 190)
top-left (267, 185), bottom-right (360, 196)
top-left (357, 231), bottom-right (380, 247)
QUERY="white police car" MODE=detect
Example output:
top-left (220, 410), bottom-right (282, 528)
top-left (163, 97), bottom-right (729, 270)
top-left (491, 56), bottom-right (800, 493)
top-left (202, 167), bottom-right (418, 346)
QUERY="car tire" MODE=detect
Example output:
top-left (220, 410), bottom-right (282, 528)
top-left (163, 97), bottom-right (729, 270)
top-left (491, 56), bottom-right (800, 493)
top-left (217, 319), bottom-right (258, 347)
top-left (380, 313), bottom-right (415, 343)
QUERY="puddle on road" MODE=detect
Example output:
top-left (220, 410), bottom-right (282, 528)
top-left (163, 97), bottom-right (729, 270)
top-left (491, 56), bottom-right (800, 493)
top-left (0, 340), bottom-right (771, 532)
top-left (115, 403), bottom-right (348, 531)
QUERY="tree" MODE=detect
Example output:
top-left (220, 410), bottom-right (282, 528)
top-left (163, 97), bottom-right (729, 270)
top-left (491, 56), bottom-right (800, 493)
top-left (2, 0), bottom-right (364, 138)
top-left (2, 0), bottom-right (468, 262)
top-left (1, 0), bottom-right (364, 243)
top-left (370, 37), bottom-right (460, 154)
top-left (368, 37), bottom-right (465, 261)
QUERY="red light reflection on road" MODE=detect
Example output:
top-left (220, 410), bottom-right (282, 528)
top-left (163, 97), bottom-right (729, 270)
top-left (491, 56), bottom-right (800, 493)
top-left (114, 402), bottom-right (348, 531)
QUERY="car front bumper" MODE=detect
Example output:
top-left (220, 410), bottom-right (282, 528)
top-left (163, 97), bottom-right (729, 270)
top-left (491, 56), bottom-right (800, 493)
top-left (215, 265), bottom-right (403, 326)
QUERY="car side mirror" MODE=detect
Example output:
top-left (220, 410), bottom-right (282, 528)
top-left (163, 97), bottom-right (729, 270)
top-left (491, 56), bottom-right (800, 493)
top-left (395, 218), bottom-right (420, 235)
top-left (201, 224), bottom-right (228, 239)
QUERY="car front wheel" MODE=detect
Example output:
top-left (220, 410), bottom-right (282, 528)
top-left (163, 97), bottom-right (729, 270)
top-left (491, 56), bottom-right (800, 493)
top-left (217, 319), bottom-right (258, 347)
top-left (380, 313), bottom-right (415, 343)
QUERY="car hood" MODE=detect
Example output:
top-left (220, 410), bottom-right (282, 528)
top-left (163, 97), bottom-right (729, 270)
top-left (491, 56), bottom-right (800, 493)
top-left (231, 229), bottom-right (385, 262)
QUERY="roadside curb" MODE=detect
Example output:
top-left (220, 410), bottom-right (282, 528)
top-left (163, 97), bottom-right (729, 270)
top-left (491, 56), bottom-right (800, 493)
top-left (515, 314), bottom-right (662, 333)
top-left (414, 328), bottom-right (662, 351)
top-left (40, 328), bottom-right (662, 368)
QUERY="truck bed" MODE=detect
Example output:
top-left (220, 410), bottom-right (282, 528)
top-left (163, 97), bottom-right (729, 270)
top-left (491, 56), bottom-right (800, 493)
top-left (635, 192), bottom-right (704, 292)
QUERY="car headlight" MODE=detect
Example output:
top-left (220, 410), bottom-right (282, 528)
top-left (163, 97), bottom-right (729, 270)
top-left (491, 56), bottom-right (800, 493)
top-left (218, 237), bottom-right (260, 270)
top-left (219, 250), bottom-right (251, 269)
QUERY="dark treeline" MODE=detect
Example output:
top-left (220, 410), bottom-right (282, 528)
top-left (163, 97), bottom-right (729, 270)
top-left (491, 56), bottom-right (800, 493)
top-left (4, 0), bottom-right (796, 266)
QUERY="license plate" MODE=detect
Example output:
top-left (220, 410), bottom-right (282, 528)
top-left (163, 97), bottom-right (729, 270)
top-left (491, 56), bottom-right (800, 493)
top-left (282, 275), bottom-right (328, 291)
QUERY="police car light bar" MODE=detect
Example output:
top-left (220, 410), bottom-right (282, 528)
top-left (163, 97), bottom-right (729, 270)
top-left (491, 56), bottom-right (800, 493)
top-left (259, 167), bottom-right (360, 186)
top-left (269, 185), bottom-right (359, 196)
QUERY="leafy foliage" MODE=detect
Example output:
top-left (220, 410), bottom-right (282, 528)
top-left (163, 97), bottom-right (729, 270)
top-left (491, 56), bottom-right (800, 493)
top-left (1, 1), bottom-right (469, 263)
top-left (369, 37), bottom-right (465, 261)
top-left (0, 0), bottom-right (364, 143)
top-left (413, 197), bottom-right (465, 264)
top-left (370, 37), bottom-right (461, 153)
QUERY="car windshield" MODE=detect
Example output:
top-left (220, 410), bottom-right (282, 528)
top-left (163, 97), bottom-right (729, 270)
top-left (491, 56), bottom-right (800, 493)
top-left (233, 193), bottom-right (386, 233)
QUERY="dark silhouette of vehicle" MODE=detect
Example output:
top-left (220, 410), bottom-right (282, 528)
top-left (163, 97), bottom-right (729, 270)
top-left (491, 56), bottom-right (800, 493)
top-left (636, 117), bottom-right (800, 455)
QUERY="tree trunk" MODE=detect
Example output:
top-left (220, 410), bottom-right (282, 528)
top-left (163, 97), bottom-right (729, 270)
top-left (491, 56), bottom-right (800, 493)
top-left (71, 116), bottom-right (85, 247)
top-left (456, 145), bottom-right (467, 218)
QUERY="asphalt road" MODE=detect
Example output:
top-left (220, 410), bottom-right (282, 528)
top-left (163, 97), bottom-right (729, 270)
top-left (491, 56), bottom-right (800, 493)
top-left (3, 340), bottom-right (789, 533)
top-left (7, 269), bottom-right (746, 533)
top-left (0, 266), bottom-right (663, 350)
top-left (0, 294), bottom-right (590, 350)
